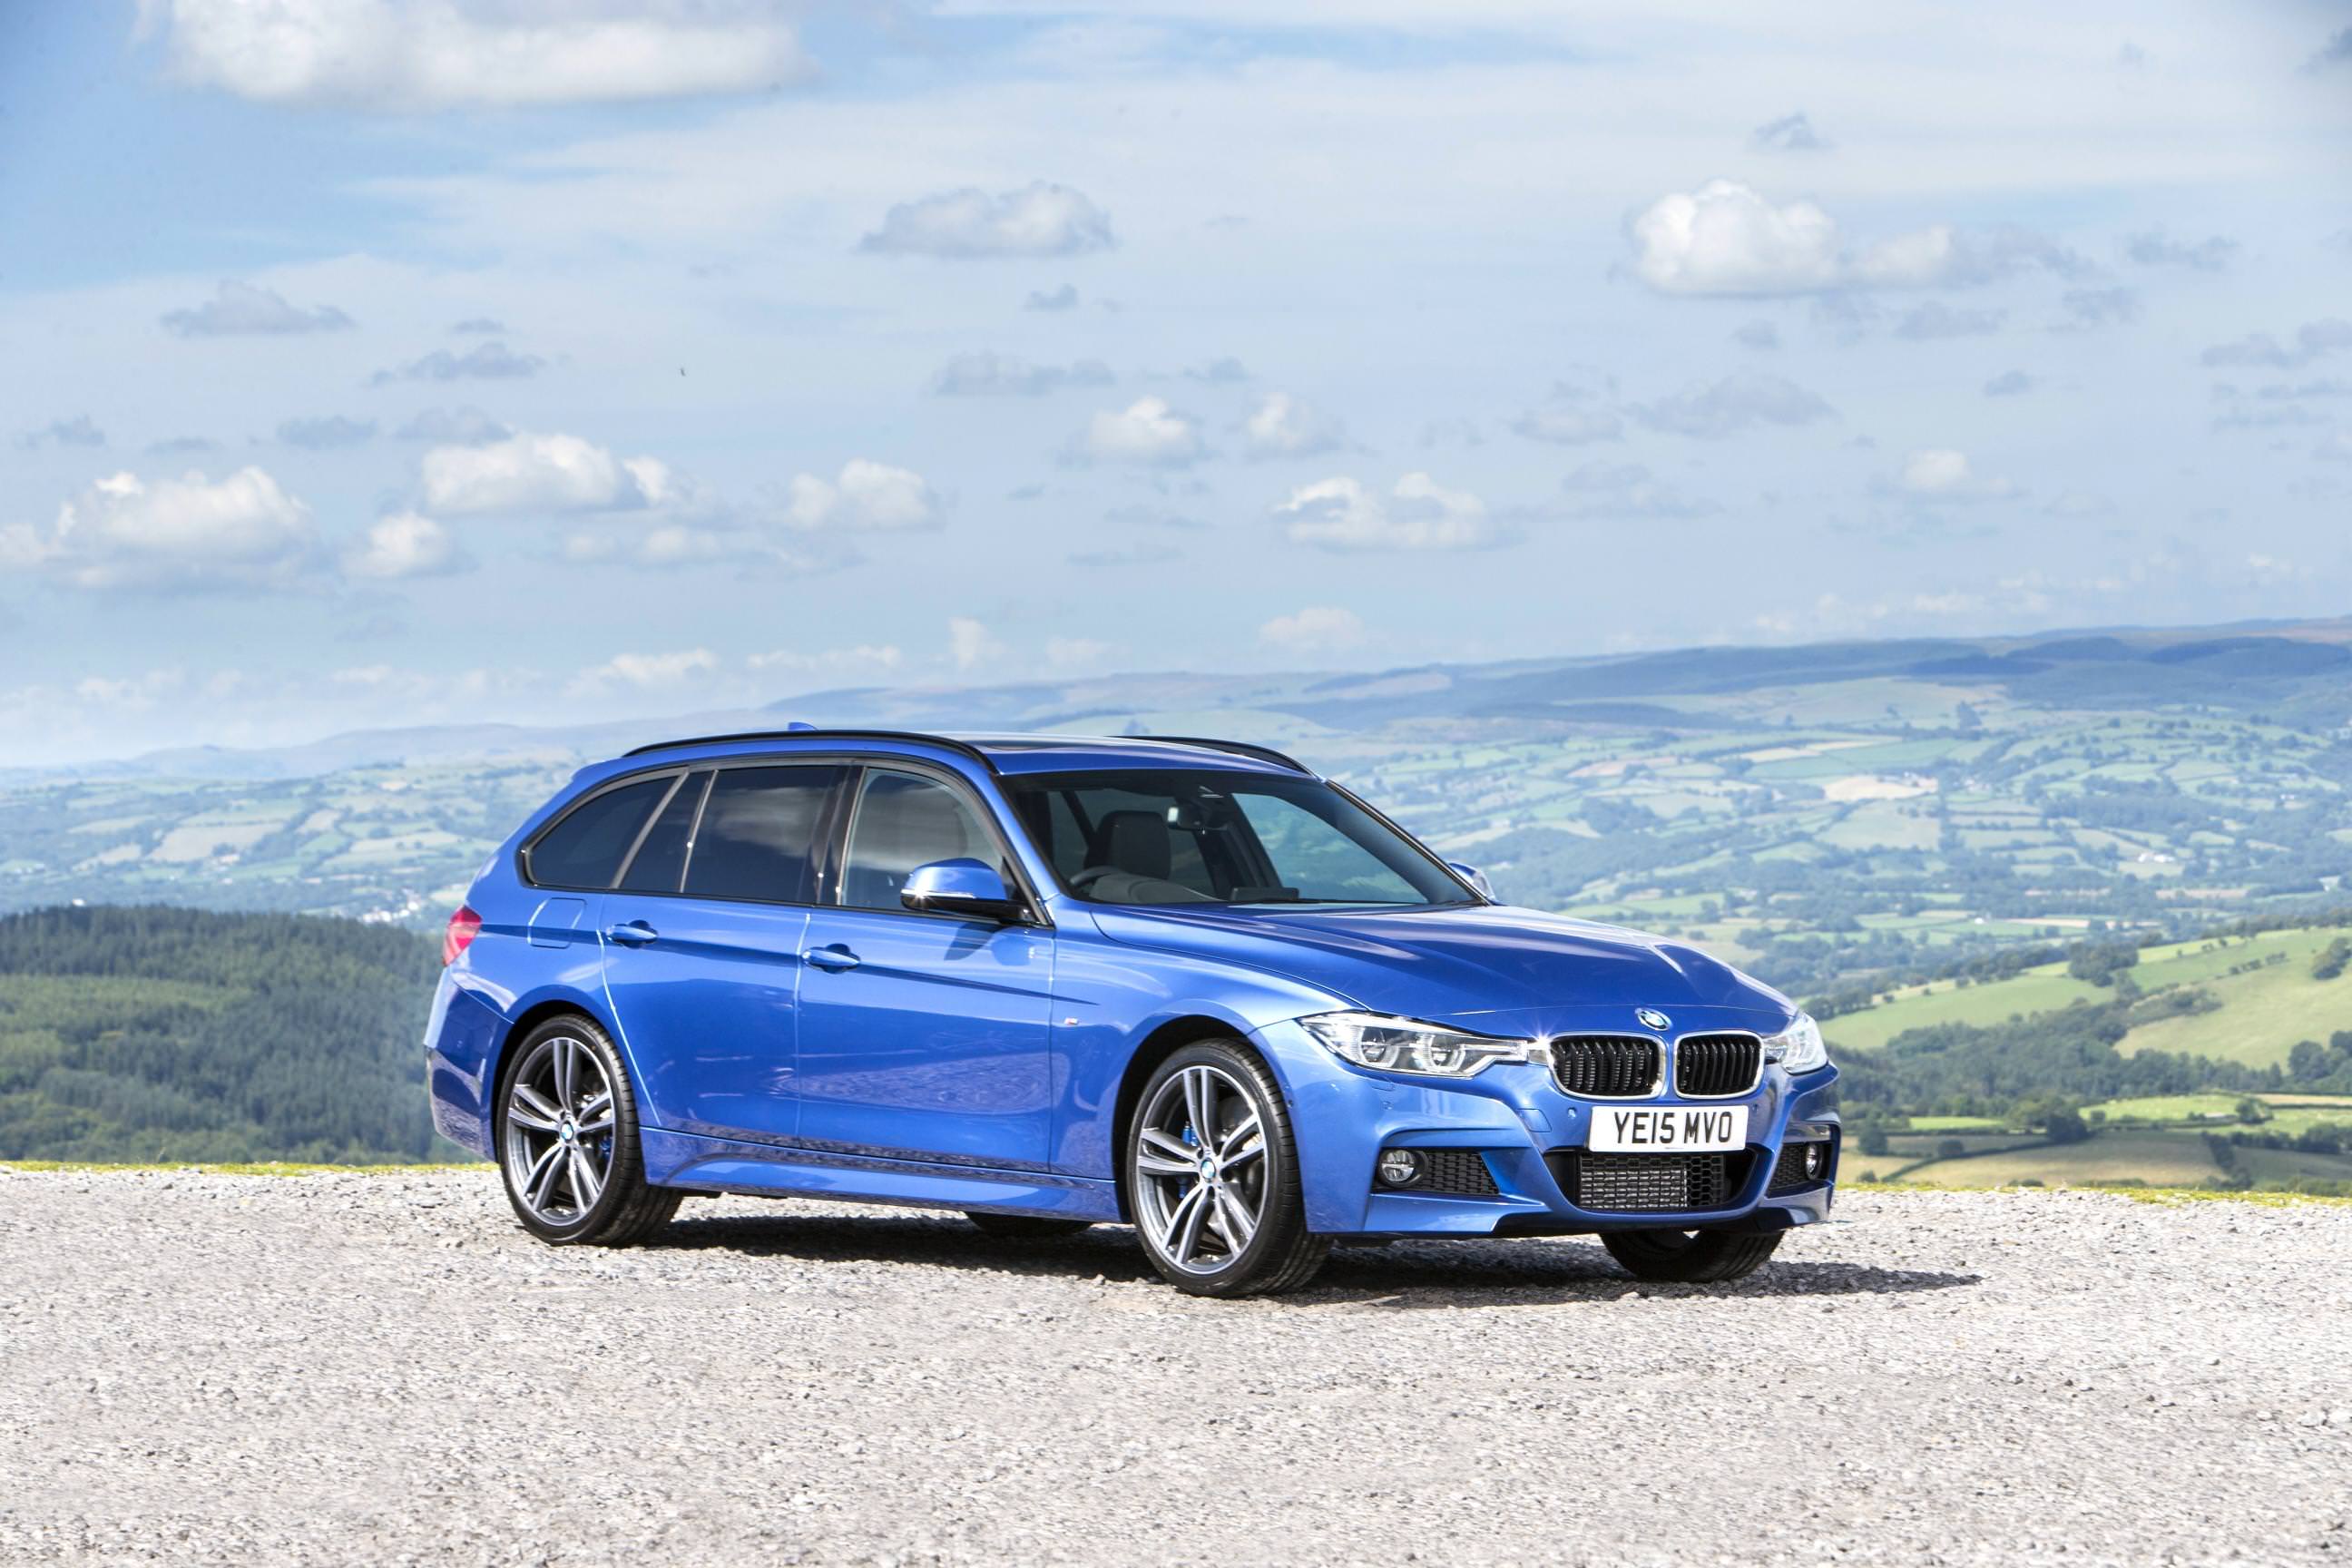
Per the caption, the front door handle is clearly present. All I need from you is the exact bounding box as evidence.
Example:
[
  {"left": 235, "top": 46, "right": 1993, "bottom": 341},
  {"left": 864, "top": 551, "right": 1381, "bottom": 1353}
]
[
  {"left": 604, "top": 921, "right": 659, "bottom": 947},
  {"left": 802, "top": 944, "right": 861, "bottom": 972}
]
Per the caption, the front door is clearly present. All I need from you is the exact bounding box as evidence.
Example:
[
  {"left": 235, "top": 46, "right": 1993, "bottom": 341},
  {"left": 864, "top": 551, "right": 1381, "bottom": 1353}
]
[
  {"left": 793, "top": 767, "right": 1055, "bottom": 1169},
  {"left": 599, "top": 763, "right": 843, "bottom": 1144}
]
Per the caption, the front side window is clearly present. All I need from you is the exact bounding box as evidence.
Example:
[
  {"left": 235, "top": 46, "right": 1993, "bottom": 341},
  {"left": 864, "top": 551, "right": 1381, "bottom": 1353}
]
[
  {"left": 1004, "top": 769, "right": 1469, "bottom": 908},
  {"left": 681, "top": 766, "right": 840, "bottom": 903},
  {"left": 838, "top": 769, "right": 1005, "bottom": 911},
  {"left": 526, "top": 775, "right": 673, "bottom": 889}
]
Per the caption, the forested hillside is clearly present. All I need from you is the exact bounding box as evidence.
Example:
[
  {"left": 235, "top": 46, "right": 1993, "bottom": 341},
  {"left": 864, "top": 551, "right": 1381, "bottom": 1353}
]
[{"left": 0, "top": 906, "right": 450, "bottom": 1163}]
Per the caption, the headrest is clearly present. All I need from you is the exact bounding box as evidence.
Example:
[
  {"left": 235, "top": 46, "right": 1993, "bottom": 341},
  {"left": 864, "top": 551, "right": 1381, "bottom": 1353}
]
[{"left": 1098, "top": 809, "right": 1173, "bottom": 881}]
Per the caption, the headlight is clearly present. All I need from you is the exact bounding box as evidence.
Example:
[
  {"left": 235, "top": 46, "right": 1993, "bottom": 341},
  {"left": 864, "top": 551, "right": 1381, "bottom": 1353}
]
[
  {"left": 1302, "top": 1011, "right": 1539, "bottom": 1078},
  {"left": 1763, "top": 1013, "right": 1829, "bottom": 1073}
]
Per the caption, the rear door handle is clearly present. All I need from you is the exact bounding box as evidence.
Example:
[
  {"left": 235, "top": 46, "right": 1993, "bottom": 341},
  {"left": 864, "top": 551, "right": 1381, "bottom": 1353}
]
[
  {"left": 802, "top": 945, "right": 861, "bottom": 972},
  {"left": 604, "top": 921, "right": 659, "bottom": 946}
]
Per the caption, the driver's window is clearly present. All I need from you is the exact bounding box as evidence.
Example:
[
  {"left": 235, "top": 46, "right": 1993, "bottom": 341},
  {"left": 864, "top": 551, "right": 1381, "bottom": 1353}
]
[{"left": 839, "top": 770, "right": 998, "bottom": 911}]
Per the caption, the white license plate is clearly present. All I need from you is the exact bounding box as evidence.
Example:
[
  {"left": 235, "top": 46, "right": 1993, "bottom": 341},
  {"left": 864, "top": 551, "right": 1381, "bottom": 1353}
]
[{"left": 1588, "top": 1104, "right": 1749, "bottom": 1153}]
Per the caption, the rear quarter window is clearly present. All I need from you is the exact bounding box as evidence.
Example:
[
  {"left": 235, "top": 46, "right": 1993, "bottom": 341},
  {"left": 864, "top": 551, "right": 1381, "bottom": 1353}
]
[{"left": 524, "top": 776, "right": 673, "bottom": 889}]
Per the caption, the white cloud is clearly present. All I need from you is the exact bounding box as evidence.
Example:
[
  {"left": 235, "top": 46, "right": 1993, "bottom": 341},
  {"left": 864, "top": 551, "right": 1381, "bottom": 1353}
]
[
  {"left": 1896, "top": 448, "right": 2020, "bottom": 501},
  {"left": 371, "top": 341, "right": 544, "bottom": 385},
  {"left": 1242, "top": 393, "right": 1346, "bottom": 459},
  {"left": 1750, "top": 112, "right": 1828, "bottom": 153},
  {"left": 948, "top": 617, "right": 1004, "bottom": 672},
  {"left": 1511, "top": 405, "right": 1622, "bottom": 446},
  {"left": 422, "top": 432, "right": 676, "bottom": 515},
  {"left": 569, "top": 648, "right": 720, "bottom": 698},
  {"left": 277, "top": 415, "right": 375, "bottom": 449},
  {"left": 2126, "top": 230, "right": 2239, "bottom": 272},
  {"left": 1629, "top": 181, "right": 2082, "bottom": 297},
  {"left": 1024, "top": 284, "right": 1080, "bottom": 312},
  {"left": 784, "top": 460, "right": 938, "bottom": 531},
  {"left": 1045, "top": 635, "right": 1118, "bottom": 670},
  {"left": 138, "top": 0, "right": 810, "bottom": 109},
  {"left": 16, "top": 416, "right": 107, "bottom": 451},
  {"left": 1629, "top": 181, "right": 1840, "bottom": 296},
  {"left": 931, "top": 352, "right": 1112, "bottom": 397},
  {"left": 2200, "top": 319, "right": 2352, "bottom": 370},
  {"left": 1078, "top": 397, "right": 1203, "bottom": 467},
  {"left": 1558, "top": 463, "right": 1717, "bottom": 520},
  {"left": 2, "top": 467, "right": 320, "bottom": 591},
  {"left": 859, "top": 181, "right": 1113, "bottom": 259},
  {"left": 344, "top": 512, "right": 466, "bottom": 580},
  {"left": 1630, "top": 371, "right": 1835, "bottom": 439},
  {"left": 2316, "top": 431, "right": 2352, "bottom": 464},
  {"left": 1277, "top": 473, "right": 1497, "bottom": 552},
  {"left": 160, "top": 279, "right": 351, "bottom": 336},
  {"left": 1259, "top": 605, "right": 1367, "bottom": 654},
  {"left": 1894, "top": 301, "right": 2005, "bottom": 340},
  {"left": 748, "top": 644, "right": 904, "bottom": 680}
]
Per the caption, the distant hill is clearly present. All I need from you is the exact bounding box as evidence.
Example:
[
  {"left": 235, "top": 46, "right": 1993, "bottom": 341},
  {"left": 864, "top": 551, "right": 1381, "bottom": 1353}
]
[
  {"left": 12, "top": 613, "right": 2351, "bottom": 785},
  {"left": 0, "top": 906, "right": 448, "bottom": 1164},
  {"left": 5, "top": 612, "right": 2352, "bottom": 1005}
]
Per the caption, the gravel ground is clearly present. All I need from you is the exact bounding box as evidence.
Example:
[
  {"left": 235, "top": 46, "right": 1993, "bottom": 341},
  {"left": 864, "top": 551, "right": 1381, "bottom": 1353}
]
[{"left": 3, "top": 1171, "right": 2348, "bottom": 1566}]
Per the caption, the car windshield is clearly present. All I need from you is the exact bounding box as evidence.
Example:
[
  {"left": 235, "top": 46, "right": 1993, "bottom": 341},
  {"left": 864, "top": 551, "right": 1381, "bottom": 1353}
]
[{"left": 1002, "top": 768, "right": 1473, "bottom": 907}]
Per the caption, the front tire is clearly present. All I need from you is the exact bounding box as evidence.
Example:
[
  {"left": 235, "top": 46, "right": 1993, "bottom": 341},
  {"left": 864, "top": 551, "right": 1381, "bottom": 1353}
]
[
  {"left": 1602, "top": 1227, "right": 1781, "bottom": 1283},
  {"left": 495, "top": 1015, "right": 679, "bottom": 1247},
  {"left": 1124, "top": 1041, "right": 1328, "bottom": 1298}
]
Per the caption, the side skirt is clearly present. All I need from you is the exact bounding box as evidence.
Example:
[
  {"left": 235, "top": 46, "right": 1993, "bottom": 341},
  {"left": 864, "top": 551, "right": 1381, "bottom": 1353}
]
[{"left": 641, "top": 1128, "right": 1123, "bottom": 1222}]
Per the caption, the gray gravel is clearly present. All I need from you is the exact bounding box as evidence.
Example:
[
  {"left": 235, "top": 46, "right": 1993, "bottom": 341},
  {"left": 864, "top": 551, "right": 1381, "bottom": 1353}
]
[{"left": 3, "top": 1171, "right": 2348, "bottom": 1566}]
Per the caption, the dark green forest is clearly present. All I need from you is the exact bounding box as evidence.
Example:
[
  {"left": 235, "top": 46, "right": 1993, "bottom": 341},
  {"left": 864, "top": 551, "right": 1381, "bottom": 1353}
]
[{"left": 0, "top": 905, "right": 455, "bottom": 1163}]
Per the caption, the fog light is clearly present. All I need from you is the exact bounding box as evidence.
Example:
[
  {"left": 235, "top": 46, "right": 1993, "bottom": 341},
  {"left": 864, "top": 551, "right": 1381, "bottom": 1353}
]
[
  {"left": 1802, "top": 1142, "right": 1826, "bottom": 1179},
  {"left": 1375, "top": 1149, "right": 1426, "bottom": 1188}
]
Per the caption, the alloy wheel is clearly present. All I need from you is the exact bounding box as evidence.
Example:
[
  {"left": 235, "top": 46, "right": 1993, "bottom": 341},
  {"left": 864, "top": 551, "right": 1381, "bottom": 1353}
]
[
  {"left": 1132, "top": 1063, "right": 1269, "bottom": 1274},
  {"left": 501, "top": 1034, "right": 615, "bottom": 1225}
]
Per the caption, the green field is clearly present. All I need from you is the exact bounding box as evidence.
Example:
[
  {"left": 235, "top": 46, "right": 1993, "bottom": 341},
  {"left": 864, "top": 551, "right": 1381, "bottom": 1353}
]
[
  {"left": 1887, "top": 1132, "right": 2229, "bottom": 1189},
  {"left": 1822, "top": 966, "right": 2103, "bottom": 1052},
  {"left": 1821, "top": 926, "right": 2352, "bottom": 1072}
]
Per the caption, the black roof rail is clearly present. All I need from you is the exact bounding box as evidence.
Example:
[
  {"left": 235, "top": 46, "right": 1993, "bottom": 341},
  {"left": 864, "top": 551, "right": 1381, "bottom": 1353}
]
[
  {"left": 1132, "top": 735, "right": 1312, "bottom": 774},
  {"left": 621, "top": 729, "right": 1002, "bottom": 773}
]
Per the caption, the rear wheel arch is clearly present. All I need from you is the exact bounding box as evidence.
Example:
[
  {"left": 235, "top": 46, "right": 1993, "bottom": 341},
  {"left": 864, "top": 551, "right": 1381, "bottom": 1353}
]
[{"left": 493, "top": 995, "right": 628, "bottom": 1109}]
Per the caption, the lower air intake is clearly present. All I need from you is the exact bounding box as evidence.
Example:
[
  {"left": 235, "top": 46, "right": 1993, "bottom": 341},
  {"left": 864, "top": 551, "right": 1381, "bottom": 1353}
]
[{"left": 1546, "top": 1152, "right": 1749, "bottom": 1212}]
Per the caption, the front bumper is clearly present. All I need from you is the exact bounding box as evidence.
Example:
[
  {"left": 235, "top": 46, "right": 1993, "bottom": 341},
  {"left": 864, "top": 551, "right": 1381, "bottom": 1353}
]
[{"left": 1250, "top": 1017, "right": 1840, "bottom": 1237}]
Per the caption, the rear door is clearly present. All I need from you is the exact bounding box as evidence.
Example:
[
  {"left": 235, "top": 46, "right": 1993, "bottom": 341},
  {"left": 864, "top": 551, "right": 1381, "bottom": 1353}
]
[
  {"left": 597, "top": 762, "right": 845, "bottom": 1145},
  {"left": 792, "top": 765, "right": 1056, "bottom": 1169}
]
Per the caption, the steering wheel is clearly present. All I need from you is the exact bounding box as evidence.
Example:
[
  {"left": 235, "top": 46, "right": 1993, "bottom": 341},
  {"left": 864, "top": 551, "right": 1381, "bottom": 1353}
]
[{"left": 1069, "top": 866, "right": 1121, "bottom": 890}]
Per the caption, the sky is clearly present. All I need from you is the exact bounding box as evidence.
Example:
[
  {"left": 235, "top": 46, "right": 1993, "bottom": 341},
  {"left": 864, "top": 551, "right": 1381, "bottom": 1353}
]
[{"left": 2, "top": 0, "right": 2349, "bottom": 765}]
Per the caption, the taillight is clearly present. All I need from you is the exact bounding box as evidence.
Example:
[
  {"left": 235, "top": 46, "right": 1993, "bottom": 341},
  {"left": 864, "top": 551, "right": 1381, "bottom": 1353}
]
[{"left": 442, "top": 904, "right": 482, "bottom": 965}]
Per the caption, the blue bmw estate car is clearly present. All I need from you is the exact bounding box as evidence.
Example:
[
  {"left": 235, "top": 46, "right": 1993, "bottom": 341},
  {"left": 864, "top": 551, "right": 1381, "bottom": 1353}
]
[{"left": 426, "top": 729, "right": 1838, "bottom": 1296}]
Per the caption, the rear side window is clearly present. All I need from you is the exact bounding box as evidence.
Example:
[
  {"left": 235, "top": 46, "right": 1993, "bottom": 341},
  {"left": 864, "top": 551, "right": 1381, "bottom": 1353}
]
[
  {"left": 682, "top": 766, "right": 840, "bottom": 903},
  {"left": 526, "top": 776, "right": 673, "bottom": 889},
  {"left": 618, "top": 771, "right": 710, "bottom": 893}
]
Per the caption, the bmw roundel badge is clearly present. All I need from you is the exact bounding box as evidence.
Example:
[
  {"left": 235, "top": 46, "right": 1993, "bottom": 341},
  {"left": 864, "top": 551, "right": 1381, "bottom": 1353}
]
[{"left": 1636, "top": 1007, "right": 1671, "bottom": 1032}]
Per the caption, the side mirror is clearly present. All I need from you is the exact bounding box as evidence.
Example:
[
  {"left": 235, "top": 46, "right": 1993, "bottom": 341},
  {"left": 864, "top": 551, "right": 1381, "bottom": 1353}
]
[
  {"left": 1445, "top": 861, "right": 1495, "bottom": 900},
  {"left": 901, "top": 858, "right": 1026, "bottom": 923}
]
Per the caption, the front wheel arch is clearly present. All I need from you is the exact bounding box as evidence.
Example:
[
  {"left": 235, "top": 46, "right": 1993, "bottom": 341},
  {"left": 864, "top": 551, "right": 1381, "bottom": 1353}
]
[{"left": 1110, "top": 1014, "right": 1279, "bottom": 1221}]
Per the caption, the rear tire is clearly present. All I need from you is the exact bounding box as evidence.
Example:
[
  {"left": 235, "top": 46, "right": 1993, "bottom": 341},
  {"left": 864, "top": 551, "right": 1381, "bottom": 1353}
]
[
  {"left": 495, "top": 1014, "right": 679, "bottom": 1247},
  {"left": 964, "top": 1212, "right": 1093, "bottom": 1239},
  {"left": 1124, "top": 1040, "right": 1329, "bottom": 1298},
  {"left": 1602, "top": 1227, "right": 1781, "bottom": 1283}
]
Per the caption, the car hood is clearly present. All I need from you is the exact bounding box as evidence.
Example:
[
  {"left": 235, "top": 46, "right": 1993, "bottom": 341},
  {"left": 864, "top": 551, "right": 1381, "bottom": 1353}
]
[{"left": 1084, "top": 901, "right": 1796, "bottom": 1034}]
